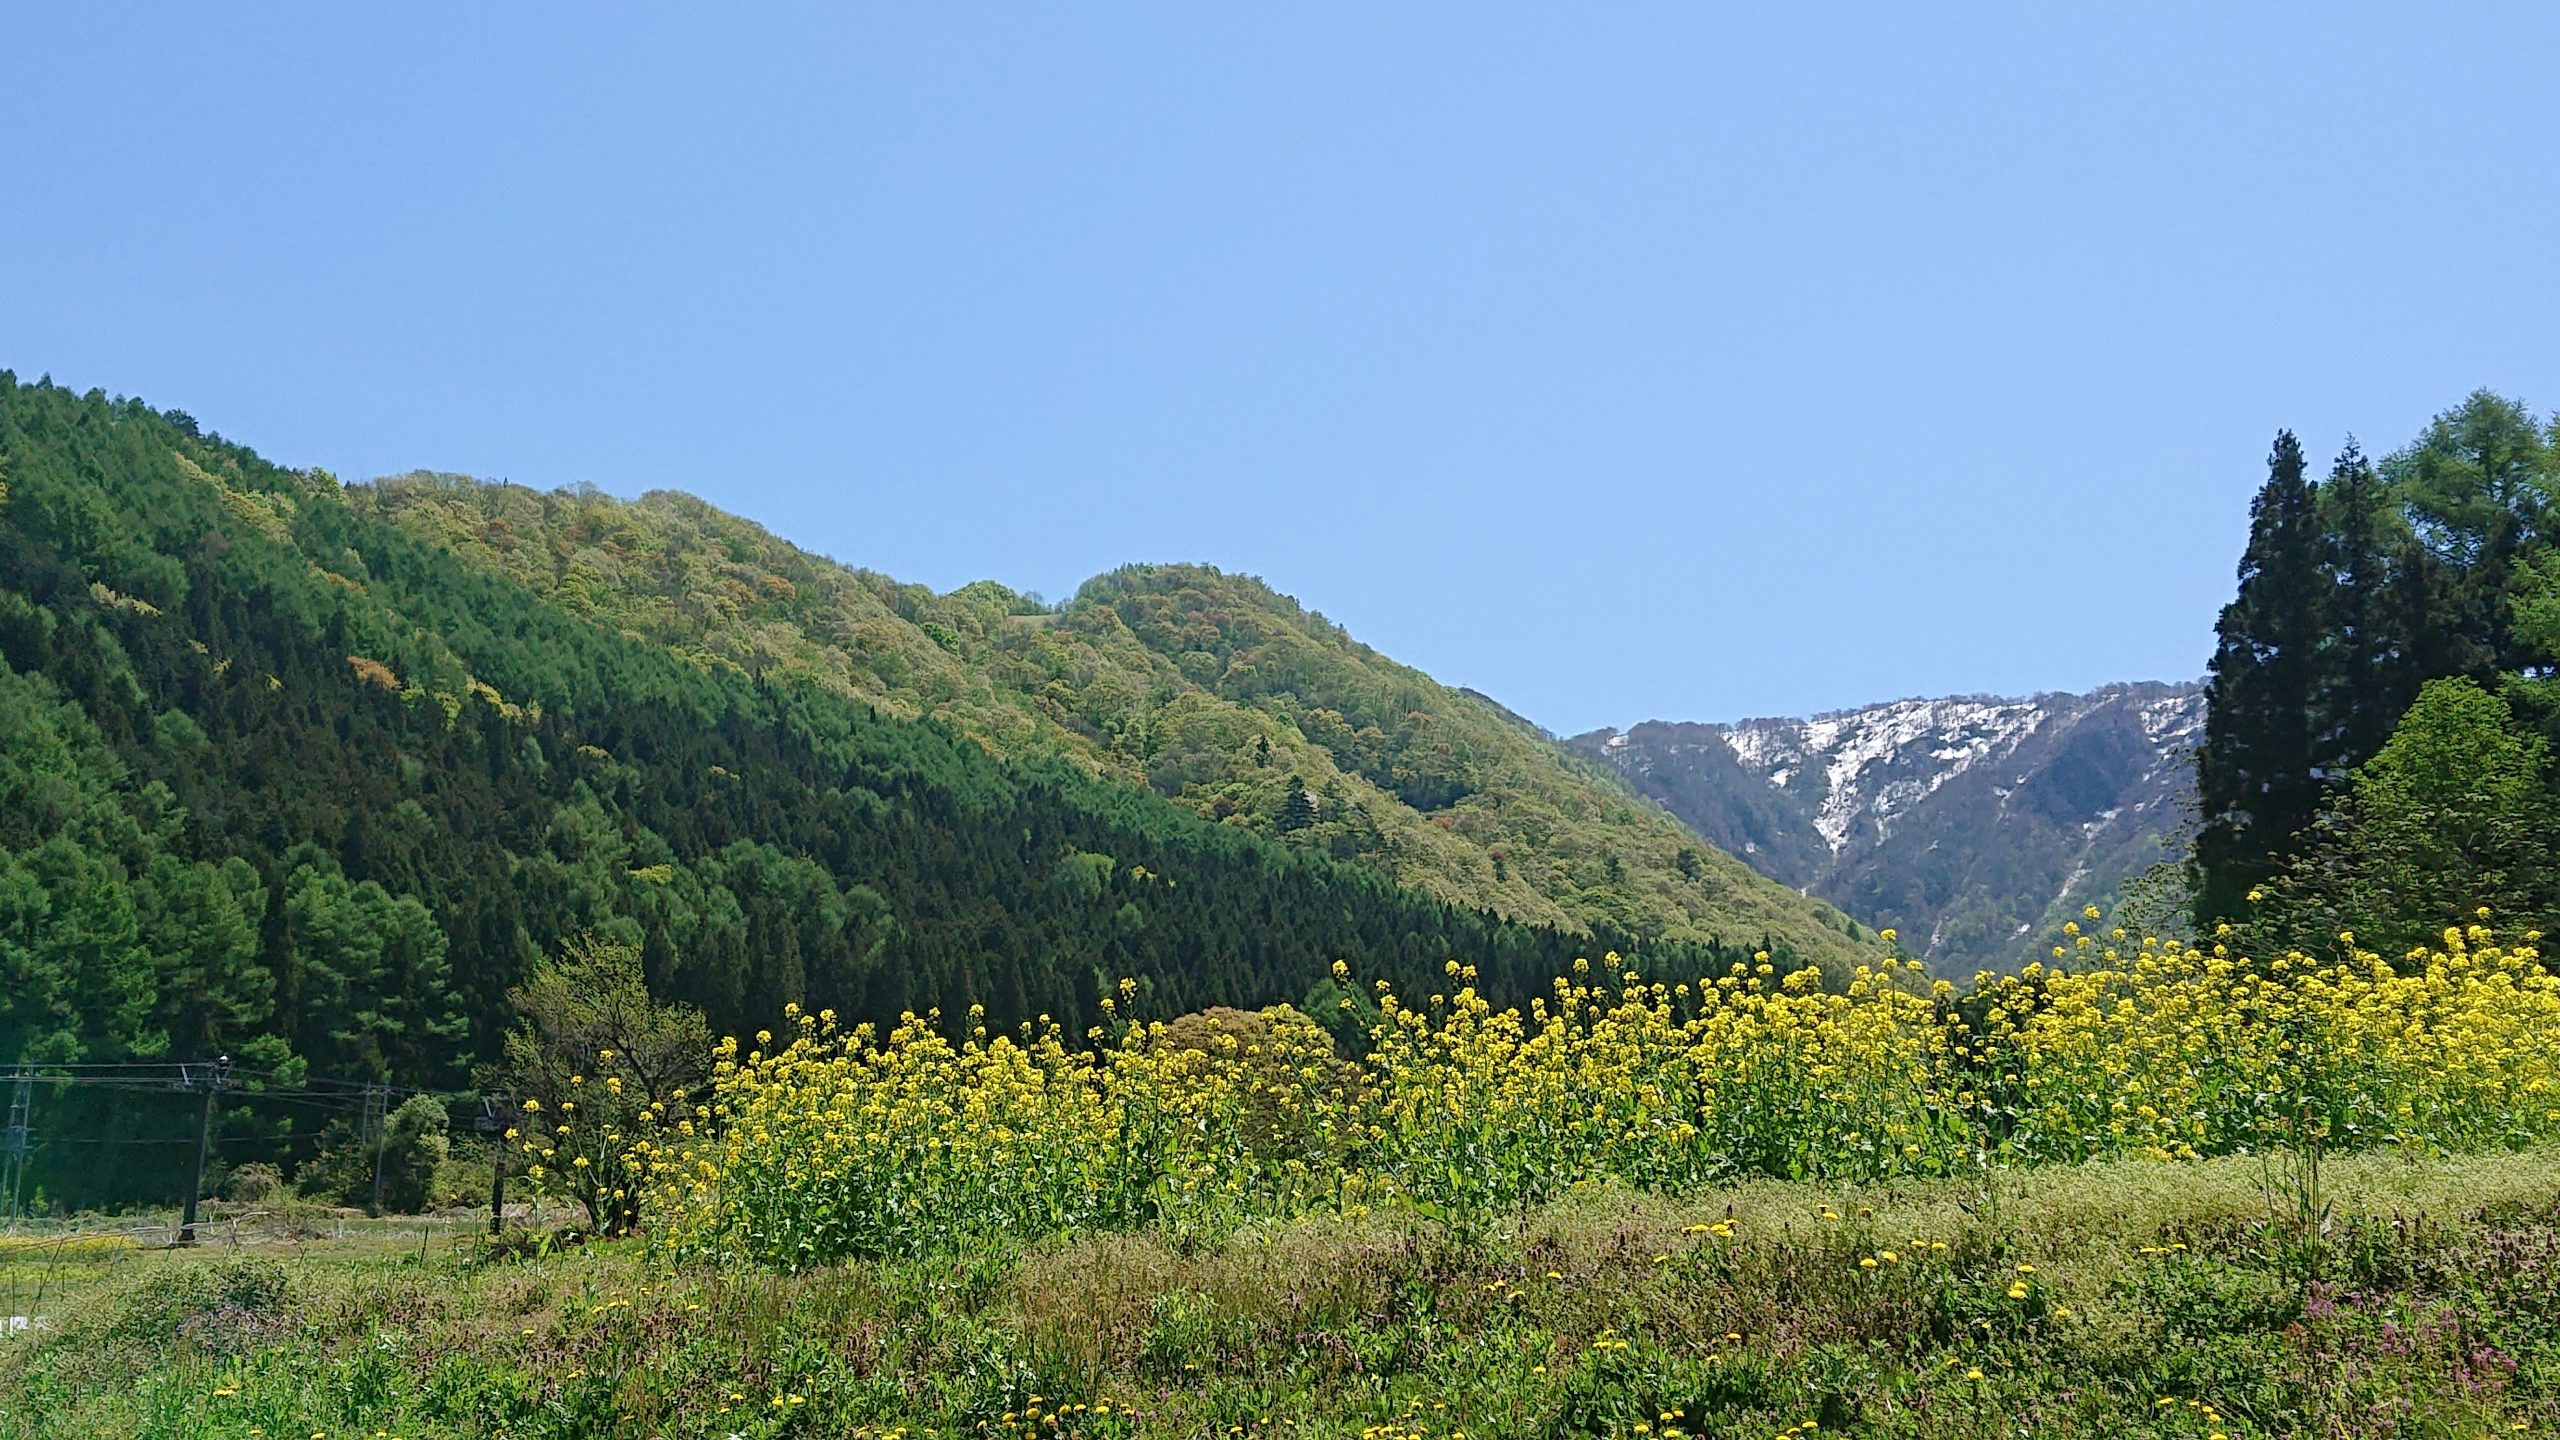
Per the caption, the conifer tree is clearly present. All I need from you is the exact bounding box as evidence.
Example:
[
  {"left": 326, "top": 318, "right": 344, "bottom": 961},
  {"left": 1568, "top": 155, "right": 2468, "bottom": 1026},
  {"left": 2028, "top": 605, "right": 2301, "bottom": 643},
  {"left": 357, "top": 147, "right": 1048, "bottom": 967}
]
[
  {"left": 2193, "top": 432, "right": 2328, "bottom": 926},
  {"left": 2314, "top": 443, "right": 2420, "bottom": 777},
  {"left": 1279, "top": 775, "right": 1316, "bottom": 832}
]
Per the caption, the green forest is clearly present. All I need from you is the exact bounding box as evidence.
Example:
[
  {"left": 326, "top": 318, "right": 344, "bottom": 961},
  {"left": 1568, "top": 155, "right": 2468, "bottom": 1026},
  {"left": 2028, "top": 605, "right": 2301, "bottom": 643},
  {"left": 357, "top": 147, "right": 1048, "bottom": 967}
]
[
  {"left": 0, "top": 376, "right": 1849, "bottom": 1208},
  {"left": 351, "top": 474, "right": 1855, "bottom": 952},
  {"left": 2190, "top": 390, "right": 2560, "bottom": 954}
]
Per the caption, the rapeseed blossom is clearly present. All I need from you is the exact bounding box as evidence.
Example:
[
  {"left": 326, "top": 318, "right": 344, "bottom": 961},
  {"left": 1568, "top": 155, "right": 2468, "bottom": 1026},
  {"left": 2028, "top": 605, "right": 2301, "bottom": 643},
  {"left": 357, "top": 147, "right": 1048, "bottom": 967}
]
[{"left": 514, "top": 922, "right": 2560, "bottom": 1267}]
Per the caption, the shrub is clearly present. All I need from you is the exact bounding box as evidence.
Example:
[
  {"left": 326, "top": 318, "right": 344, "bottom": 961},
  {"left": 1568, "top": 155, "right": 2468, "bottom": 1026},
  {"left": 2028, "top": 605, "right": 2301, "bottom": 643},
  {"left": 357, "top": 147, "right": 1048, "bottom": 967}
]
[
  {"left": 376, "top": 1095, "right": 449, "bottom": 1214},
  {"left": 295, "top": 1096, "right": 449, "bottom": 1213},
  {"left": 112, "top": 1257, "right": 294, "bottom": 1354},
  {"left": 501, "top": 936, "right": 709, "bottom": 1235},
  {"left": 222, "top": 1163, "right": 282, "bottom": 1204}
]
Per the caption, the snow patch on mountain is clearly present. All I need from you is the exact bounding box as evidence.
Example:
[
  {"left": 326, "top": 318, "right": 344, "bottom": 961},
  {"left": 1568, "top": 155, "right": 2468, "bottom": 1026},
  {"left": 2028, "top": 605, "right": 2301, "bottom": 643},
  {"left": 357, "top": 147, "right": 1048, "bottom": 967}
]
[
  {"left": 1717, "top": 724, "right": 1800, "bottom": 775},
  {"left": 1720, "top": 697, "right": 2051, "bottom": 853},
  {"left": 2142, "top": 690, "right": 2205, "bottom": 737},
  {"left": 1574, "top": 681, "right": 2204, "bottom": 971}
]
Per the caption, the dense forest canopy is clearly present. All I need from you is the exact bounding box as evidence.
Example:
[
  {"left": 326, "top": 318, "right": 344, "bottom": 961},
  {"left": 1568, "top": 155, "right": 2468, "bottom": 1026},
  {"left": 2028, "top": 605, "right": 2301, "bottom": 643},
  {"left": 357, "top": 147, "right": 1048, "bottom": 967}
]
[
  {"left": 0, "top": 375, "right": 1848, "bottom": 1207},
  {"left": 350, "top": 475, "right": 1863, "bottom": 957}
]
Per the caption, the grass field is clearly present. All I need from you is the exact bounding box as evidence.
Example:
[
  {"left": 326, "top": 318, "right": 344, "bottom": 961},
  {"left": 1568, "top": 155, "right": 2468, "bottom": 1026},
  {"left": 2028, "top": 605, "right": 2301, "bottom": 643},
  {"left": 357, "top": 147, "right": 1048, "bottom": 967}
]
[{"left": 6, "top": 1146, "right": 2554, "bottom": 1439}]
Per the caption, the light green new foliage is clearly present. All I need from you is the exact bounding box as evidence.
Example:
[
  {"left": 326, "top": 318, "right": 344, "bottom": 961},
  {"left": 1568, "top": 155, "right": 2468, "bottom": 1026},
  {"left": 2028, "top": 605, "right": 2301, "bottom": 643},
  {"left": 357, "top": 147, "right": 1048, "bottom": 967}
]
[
  {"left": 2255, "top": 676, "right": 2557, "bottom": 957},
  {"left": 351, "top": 475, "right": 1869, "bottom": 971}
]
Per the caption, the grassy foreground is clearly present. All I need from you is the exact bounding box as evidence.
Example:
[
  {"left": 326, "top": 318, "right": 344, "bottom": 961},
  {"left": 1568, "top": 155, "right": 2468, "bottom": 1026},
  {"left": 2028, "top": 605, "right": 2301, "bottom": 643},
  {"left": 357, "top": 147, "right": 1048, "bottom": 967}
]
[{"left": 6, "top": 1148, "right": 2555, "bottom": 1439}]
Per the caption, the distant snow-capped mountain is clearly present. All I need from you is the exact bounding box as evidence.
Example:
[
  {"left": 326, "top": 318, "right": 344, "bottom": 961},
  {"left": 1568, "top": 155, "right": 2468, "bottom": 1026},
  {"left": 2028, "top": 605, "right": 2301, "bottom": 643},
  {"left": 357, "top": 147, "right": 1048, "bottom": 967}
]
[{"left": 1571, "top": 683, "right": 2202, "bottom": 968}]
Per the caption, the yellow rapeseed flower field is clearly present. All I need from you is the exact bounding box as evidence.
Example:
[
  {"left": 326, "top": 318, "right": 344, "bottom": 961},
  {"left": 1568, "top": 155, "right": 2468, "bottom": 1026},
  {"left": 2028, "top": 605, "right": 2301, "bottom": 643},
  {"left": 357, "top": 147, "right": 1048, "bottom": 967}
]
[{"left": 526, "top": 919, "right": 2560, "bottom": 1267}]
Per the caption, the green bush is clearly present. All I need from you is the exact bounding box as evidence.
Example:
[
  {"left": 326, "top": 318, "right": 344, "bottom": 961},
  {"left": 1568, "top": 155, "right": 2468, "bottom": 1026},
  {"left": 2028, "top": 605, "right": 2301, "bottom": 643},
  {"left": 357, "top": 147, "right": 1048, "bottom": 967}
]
[
  {"left": 294, "top": 1096, "right": 449, "bottom": 1213},
  {"left": 110, "top": 1257, "right": 293, "bottom": 1354},
  {"left": 221, "top": 1162, "right": 282, "bottom": 1204},
  {"left": 377, "top": 1096, "right": 449, "bottom": 1214}
]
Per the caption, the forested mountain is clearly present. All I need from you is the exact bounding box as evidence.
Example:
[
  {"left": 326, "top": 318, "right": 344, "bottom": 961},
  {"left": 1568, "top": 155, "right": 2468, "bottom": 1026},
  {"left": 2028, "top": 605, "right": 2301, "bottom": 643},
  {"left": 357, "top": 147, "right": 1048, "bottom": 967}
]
[
  {"left": 0, "top": 374, "right": 1860, "bottom": 1205},
  {"left": 1572, "top": 684, "right": 2201, "bottom": 968},
  {"left": 2193, "top": 391, "right": 2560, "bottom": 956},
  {"left": 352, "top": 475, "right": 1864, "bottom": 957}
]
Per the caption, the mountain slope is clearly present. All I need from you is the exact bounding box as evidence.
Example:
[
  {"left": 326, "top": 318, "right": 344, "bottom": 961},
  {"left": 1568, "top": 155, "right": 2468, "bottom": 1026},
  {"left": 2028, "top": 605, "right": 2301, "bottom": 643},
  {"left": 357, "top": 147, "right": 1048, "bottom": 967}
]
[
  {"left": 353, "top": 476, "right": 1869, "bottom": 969},
  {"left": 0, "top": 375, "right": 1801, "bottom": 1205},
  {"left": 1574, "top": 684, "right": 2201, "bottom": 967}
]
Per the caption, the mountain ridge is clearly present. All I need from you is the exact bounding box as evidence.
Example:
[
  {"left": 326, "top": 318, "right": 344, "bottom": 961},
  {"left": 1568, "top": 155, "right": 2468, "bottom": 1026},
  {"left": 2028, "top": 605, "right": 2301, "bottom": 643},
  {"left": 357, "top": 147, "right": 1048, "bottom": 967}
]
[
  {"left": 352, "top": 473, "right": 1871, "bottom": 969},
  {"left": 1573, "top": 681, "right": 2201, "bottom": 967}
]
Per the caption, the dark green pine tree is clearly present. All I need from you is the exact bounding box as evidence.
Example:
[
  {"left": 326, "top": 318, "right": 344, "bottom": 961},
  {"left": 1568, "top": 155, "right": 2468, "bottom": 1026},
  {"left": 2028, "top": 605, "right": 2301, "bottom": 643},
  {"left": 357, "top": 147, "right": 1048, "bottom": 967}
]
[
  {"left": 1278, "top": 775, "right": 1317, "bottom": 832},
  {"left": 2193, "top": 431, "right": 2329, "bottom": 927}
]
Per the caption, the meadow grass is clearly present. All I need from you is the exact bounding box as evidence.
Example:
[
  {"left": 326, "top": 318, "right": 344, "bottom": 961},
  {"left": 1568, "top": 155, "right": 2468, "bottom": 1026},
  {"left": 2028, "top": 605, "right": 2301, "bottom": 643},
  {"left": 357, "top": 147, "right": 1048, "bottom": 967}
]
[{"left": 7, "top": 1145, "right": 2554, "bottom": 1439}]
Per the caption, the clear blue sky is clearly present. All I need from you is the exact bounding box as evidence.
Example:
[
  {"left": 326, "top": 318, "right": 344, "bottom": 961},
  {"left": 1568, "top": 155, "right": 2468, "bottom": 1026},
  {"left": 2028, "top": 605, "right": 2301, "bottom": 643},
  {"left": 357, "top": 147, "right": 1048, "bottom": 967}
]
[{"left": 6, "top": 7, "right": 2555, "bottom": 733}]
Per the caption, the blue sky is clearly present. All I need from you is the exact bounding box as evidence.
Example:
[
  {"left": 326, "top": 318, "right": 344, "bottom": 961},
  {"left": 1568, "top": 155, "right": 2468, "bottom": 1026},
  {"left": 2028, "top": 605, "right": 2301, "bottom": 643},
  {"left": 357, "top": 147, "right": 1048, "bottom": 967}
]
[{"left": 6, "top": 7, "right": 2555, "bottom": 733}]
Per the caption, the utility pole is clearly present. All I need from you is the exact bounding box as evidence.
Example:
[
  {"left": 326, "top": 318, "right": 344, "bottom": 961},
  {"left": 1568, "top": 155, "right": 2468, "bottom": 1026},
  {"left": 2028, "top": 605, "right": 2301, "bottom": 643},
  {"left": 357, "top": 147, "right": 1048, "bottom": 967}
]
[
  {"left": 1, "top": 1067, "right": 30, "bottom": 1227},
  {"left": 477, "top": 1098, "right": 506, "bottom": 1236},
  {"left": 178, "top": 1056, "right": 231, "bottom": 1245},
  {"left": 363, "top": 1084, "right": 388, "bottom": 1218}
]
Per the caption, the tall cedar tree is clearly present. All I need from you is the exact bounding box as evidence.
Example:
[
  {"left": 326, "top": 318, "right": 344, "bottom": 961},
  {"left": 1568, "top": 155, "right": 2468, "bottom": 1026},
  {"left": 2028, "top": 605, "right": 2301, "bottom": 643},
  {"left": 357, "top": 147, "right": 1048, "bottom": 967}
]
[
  {"left": 2313, "top": 444, "right": 2422, "bottom": 775},
  {"left": 2194, "top": 394, "right": 2556, "bottom": 933},
  {"left": 2193, "top": 432, "right": 2327, "bottom": 926}
]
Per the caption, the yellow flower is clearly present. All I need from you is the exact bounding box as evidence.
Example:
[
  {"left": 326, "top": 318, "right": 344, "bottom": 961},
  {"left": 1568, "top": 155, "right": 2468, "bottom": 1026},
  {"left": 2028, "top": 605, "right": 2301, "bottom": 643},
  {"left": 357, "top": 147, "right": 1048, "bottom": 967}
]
[{"left": 631, "top": 911, "right": 2560, "bottom": 1272}]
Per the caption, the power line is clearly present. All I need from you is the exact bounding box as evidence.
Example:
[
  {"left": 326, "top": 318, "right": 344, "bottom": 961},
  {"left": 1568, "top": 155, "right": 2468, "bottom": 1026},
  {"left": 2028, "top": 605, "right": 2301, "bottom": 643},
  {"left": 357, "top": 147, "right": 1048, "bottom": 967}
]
[
  {"left": 0, "top": 1065, "right": 487, "bottom": 1106},
  {"left": 2, "top": 1058, "right": 524, "bottom": 1233}
]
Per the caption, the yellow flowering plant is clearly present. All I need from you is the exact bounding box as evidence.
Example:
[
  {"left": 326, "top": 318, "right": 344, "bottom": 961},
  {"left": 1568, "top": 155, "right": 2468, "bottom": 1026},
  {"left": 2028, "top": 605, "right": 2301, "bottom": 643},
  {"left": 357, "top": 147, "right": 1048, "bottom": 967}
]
[
  {"left": 501, "top": 937, "right": 711, "bottom": 1235},
  {"left": 628, "top": 921, "right": 2559, "bottom": 1267}
]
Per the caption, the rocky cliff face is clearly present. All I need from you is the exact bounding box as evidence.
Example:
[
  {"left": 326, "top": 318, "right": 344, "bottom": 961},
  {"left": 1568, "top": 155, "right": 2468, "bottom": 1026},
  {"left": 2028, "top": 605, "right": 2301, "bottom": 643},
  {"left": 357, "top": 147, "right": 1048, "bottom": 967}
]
[{"left": 1573, "top": 683, "right": 2201, "bottom": 968}]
